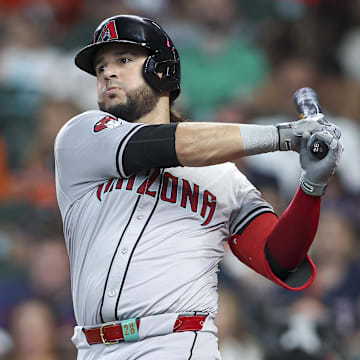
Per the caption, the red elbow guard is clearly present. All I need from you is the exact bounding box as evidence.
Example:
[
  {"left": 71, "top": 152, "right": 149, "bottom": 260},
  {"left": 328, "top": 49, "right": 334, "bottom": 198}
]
[{"left": 229, "top": 213, "right": 316, "bottom": 291}]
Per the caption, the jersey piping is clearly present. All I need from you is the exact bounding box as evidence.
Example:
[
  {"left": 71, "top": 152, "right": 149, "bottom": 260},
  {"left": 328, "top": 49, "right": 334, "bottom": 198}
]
[
  {"left": 114, "top": 169, "right": 165, "bottom": 319},
  {"left": 187, "top": 331, "right": 198, "bottom": 360},
  {"left": 116, "top": 124, "right": 144, "bottom": 178},
  {"left": 232, "top": 205, "right": 276, "bottom": 236},
  {"left": 99, "top": 195, "right": 142, "bottom": 323}
]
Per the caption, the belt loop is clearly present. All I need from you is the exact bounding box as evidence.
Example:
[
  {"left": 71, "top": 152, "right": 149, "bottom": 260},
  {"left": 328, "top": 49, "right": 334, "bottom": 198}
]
[{"left": 120, "top": 318, "right": 139, "bottom": 342}]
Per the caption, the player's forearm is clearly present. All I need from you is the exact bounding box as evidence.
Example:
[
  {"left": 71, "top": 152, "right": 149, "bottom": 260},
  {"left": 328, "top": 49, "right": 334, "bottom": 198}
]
[
  {"left": 175, "top": 122, "right": 279, "bottom": 166},
  {"left": 266, "top": 187, "right": 321, "bottom": 270}
]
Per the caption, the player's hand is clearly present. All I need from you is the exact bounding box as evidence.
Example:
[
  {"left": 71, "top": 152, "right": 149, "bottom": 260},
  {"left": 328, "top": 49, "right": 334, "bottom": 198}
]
[
  {"left": 299, "top": 129, "right": 343, "bottom": 196},
  {"left": 276, "top": 115, "right": 341, "bottom": 152}
]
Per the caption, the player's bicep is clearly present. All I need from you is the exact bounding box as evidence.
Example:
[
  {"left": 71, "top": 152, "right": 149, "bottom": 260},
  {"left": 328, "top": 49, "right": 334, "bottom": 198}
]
[
  {"left": 229, "top": 185, "right": 276, "bottom": 237},
  {"left": 122, "top": 123, "right": 180, "bottom": 176}
]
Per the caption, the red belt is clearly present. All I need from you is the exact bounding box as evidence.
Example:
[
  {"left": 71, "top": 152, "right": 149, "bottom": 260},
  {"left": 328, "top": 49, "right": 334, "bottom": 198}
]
[{"left": 83, "top": 314, "right": 207, "bottom": 345}]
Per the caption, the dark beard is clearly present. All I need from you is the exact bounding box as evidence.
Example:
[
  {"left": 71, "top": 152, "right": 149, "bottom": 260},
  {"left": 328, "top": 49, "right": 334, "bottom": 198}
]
[{"left": 98, "top": 83, "right": 160, "bottom": 122}]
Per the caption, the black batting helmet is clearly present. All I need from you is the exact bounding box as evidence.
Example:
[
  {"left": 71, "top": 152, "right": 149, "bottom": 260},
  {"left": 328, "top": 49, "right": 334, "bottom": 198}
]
[{"left": 75, "top": 15, "right": 181, "bottom": 101}]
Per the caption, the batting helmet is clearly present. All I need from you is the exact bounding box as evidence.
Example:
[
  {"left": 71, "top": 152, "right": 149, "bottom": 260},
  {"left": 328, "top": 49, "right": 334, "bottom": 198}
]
[{"left": 75, "top": 15, "right": 181, "bottom": 101}]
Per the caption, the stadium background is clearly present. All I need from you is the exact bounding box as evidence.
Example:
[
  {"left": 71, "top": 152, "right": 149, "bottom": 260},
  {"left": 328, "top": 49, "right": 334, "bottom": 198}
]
[{"left": 0, "top": 0, "right": 360, "bottom": 359}]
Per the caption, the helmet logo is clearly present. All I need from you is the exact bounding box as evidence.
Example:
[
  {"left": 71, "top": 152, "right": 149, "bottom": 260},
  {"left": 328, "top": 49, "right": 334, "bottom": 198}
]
[{"left": 95, "top": 20, "right": 118, "bottom": 43}]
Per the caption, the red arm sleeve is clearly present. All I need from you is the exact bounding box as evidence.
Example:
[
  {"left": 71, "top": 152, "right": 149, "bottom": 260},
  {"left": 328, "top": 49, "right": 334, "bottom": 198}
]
[
  {"left": 229, "top": 187, "right": 319, "bottom": 291},
  {"left": 266, "top": 187, "right": 320, "bottom": 269}
]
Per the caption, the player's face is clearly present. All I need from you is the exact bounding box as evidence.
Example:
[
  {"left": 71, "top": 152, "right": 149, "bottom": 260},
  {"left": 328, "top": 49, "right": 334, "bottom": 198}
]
[{"left": 95, "top": 44, "right": 160, "bottom": 122}]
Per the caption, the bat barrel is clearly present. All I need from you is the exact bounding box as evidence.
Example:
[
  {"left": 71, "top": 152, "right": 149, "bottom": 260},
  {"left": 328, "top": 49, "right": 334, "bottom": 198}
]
[{"left": 293, "top": 87, "right": 322, "bottom": 118}]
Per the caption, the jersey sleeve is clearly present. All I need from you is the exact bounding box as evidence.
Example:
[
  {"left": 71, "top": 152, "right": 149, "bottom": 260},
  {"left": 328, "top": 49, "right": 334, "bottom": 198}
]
[
  {"left": 54, "top": 110, "right": 146, "bottom": 203},
  {"left": 228, "top": 165, "right": 276, "bottom": 236}
]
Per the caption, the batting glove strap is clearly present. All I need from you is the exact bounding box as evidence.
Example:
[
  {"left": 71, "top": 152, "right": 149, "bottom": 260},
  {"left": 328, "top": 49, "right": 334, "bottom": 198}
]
[
  {"left": 276, "top": 116, "right": 330, "bottom": 152},
  {"left": 299, "top": 173, "right": 327, "bottom": 197},
  {"left": 276, "top": 123, "right": 293, "bottom": 151}
]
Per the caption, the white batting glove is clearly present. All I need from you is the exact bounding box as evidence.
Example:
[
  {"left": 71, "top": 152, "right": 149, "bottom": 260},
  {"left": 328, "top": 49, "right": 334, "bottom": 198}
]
[
  {"left": 299, "top": 129, "right": 343, "bottom": 196},
  {"left": 276, "top": 115, "right": 341, "bottom": 153}
]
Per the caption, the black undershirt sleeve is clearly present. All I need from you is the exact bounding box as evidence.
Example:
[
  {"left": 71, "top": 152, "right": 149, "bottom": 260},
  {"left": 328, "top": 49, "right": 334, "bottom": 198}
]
[{"left": 122, "top": 123, "right": 181, "bottom": 176}]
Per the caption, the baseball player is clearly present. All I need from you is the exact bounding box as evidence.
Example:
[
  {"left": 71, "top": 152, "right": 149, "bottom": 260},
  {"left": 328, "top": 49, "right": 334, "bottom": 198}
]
[{"left": 54, "top": 15, "right": 343, "bottom": 360}]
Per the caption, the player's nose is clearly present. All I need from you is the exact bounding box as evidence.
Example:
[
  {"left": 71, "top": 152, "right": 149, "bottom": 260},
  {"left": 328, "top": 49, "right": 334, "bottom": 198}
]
[{"left": 103, "top": 63, "right": 119, "bottom": 79}]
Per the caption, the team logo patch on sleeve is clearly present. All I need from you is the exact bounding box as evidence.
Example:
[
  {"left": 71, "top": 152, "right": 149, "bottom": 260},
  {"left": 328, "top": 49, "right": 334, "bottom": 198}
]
[{"left": 93, "top": 115, "right": 123, "bottom": 133}]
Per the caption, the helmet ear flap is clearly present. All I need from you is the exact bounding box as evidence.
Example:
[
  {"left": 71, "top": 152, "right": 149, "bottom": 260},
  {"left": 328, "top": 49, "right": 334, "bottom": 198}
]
[
  {"left": 143, "top": 54, "right": 167, "bottom": 92},
  {"left": 143, "top": 52, "right": 180, "bottom": 93},
  {"left": 143, "top": 55, "right": 156, "bottom": 83}
]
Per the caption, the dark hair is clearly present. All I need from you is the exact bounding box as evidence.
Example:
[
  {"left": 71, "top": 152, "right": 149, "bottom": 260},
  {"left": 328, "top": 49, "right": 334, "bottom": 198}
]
[{"left": 170, "top": 108, "right": 186, "bottom": 123}]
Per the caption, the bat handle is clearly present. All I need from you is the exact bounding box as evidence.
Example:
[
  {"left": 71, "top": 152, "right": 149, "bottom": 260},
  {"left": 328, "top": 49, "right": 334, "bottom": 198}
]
[
  {"left": 308, "top": 137, "right": 328, "bottom": 160},
  {"left": 299, "top": 114, "right": 329, "bottom": 160}
]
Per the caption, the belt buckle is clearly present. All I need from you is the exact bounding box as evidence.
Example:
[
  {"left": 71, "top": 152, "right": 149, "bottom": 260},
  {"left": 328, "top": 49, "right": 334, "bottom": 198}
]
[{"left": 100, "top": 322, "right": 120, "bottom": 345}]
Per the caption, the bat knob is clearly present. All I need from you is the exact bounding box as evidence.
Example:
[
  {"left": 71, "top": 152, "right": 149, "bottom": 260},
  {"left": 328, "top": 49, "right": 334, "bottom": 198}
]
[{"left": 310, "top": 139, "right": 328, "bottom": 160}]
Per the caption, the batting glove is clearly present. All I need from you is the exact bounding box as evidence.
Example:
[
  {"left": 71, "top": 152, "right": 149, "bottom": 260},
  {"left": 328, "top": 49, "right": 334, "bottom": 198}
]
[
  {"left": 299, "top": 129, "right": 343, "bottom": 196},
  {"left": 276, "top": 115, "right": 341, "bottom": 153}
]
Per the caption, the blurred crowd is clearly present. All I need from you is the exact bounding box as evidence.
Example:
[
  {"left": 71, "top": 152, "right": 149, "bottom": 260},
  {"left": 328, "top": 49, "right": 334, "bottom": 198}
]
[{"left": 0, "top": 0, "right": 360, "bottom": 359}]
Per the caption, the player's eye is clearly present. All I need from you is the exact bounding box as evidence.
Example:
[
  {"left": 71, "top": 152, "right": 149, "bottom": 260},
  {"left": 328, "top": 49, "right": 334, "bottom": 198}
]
[
  {"left": 96, "top": 65, "right": 105, "bottom": 75},
  {"left": 119, "top": 57, "right": 132, "bottom": 64}
]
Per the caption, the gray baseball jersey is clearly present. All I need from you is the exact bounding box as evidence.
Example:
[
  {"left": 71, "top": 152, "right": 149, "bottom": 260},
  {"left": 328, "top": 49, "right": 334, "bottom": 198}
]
[{"left": 54, "top": 110, "right": 273, "bottom": 328}]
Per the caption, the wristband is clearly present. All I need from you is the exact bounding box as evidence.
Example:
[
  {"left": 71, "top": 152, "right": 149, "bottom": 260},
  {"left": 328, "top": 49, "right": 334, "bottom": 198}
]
[{"left": 239, "top": 124, "right": 279, "bottom": 156}]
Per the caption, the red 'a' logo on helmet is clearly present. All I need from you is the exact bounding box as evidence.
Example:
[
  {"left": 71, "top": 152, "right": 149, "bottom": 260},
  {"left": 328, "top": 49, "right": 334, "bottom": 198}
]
[{"left": 95, "top": 20, "right": 118, "bottom": 43}]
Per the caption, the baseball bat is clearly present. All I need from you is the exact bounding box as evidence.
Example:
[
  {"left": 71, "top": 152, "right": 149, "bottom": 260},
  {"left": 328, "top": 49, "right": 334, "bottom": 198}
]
[{"left": 293, "top": 87, "right": 329, "bottom": 160}]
